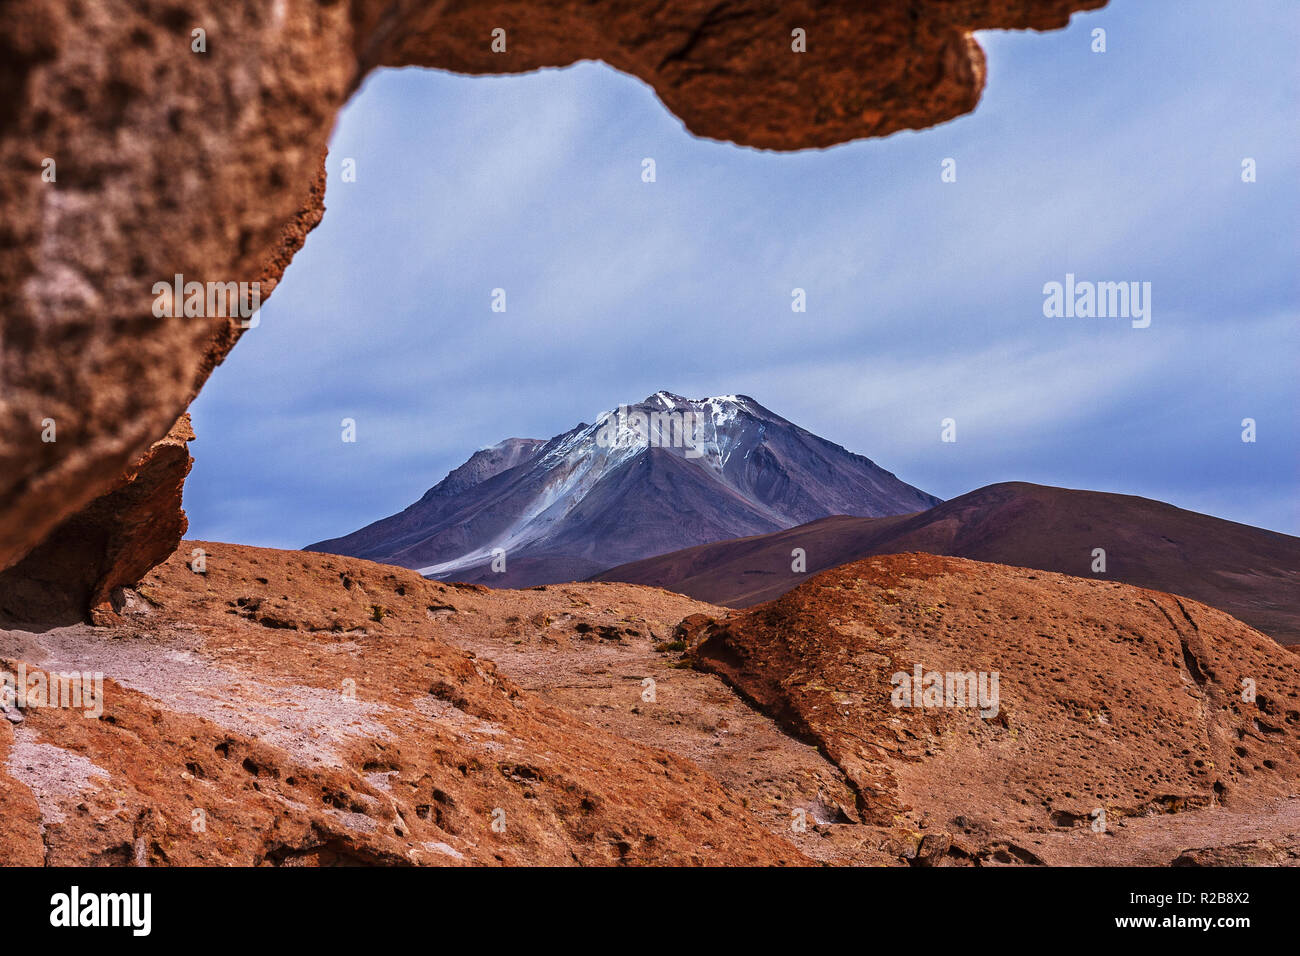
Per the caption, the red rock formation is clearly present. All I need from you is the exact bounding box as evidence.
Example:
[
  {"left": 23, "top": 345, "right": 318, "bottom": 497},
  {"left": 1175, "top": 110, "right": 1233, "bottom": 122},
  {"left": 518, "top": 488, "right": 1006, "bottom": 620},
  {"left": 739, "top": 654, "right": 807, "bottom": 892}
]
[
  {"left": 0, "top": 0, "right": 1105, "bottom": 580},
  {"left": 0, "top": 414, "right": 194, "bottom": 625},
  {"left": 686, "top": 553, "right": 1300, "bottom": 854},
  {"left": 4, "top": 542, "right": 1294, "bottom": 866},
  {"left": 0, "top": 542, "right": 803, "bottom": 865}
]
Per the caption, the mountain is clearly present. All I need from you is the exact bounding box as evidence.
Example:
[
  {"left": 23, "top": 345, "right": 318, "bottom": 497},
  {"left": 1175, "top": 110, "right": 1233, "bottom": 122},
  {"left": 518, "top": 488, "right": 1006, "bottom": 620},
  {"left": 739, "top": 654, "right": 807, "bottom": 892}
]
[
  {"left": 306, "top": 392, "right": 939, "bottom": 586},
  {"left": 594, "top": 481, "right": 1300, "bottom": 644}
]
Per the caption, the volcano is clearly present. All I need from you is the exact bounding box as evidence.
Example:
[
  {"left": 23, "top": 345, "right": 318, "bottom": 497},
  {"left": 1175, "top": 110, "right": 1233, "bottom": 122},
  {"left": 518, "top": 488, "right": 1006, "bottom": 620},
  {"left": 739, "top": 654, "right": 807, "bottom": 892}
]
[{"left": 306, "top": 392, "right": 938, "bottom": 586}]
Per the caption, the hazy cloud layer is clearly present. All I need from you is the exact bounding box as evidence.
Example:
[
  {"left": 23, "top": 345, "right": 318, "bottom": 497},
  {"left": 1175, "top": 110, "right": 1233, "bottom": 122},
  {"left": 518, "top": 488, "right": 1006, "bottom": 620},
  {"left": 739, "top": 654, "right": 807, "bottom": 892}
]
[{"left": 186, "top": 0, "right": 1299, "bottom": 547}]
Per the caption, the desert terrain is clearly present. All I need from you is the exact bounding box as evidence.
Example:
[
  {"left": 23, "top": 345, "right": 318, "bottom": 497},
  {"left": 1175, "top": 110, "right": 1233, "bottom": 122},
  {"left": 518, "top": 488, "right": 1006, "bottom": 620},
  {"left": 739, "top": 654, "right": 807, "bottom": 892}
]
[
  {"left": 3, "top": 542, "right": 1295, "bottom": 866},
  {"left": 2, "top": 0, "right": 1293, "bottom": 878}
]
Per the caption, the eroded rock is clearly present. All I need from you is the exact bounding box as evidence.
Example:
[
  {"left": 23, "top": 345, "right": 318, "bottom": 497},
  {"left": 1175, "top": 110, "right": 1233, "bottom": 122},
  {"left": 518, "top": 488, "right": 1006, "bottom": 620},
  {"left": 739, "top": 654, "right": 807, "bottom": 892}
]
[
  {"left": 0, "top": 413, "right": 195, "bottom": 625},
  {"left": 0, "top": 541, "right": 804, "bottom": 865},
  {"left": 689, "top": 553, "right": 1300, "bottom": 843}
]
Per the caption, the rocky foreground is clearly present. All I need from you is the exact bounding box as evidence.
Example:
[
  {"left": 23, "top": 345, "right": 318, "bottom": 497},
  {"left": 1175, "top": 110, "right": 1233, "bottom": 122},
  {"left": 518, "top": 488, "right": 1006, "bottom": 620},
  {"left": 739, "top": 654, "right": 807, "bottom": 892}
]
[{"left": 1, "top": 543, "right": 1296, "bottom": 866}]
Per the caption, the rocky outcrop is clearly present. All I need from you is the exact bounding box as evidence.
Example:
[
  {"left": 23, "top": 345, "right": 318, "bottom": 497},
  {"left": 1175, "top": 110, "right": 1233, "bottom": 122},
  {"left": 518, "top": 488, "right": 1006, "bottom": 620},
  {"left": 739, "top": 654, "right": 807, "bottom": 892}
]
[
  {"left": 1172, "top": 839, "right": 1300, "bottom": 867},
  {"left": 4, "top": 541, "right": 1294, "bottom": 867},
  {"left": 684, "top": 553, "right": 1300, "bottom": 846},
  {"left": 0, "top": 0, "right": 1105, "bottom": 581},
  {"left": 0, "top": 414, "right": 194, "bottom": 625},
  {"left": 0, "top": 542, "right": 802, "bottom": 865}
]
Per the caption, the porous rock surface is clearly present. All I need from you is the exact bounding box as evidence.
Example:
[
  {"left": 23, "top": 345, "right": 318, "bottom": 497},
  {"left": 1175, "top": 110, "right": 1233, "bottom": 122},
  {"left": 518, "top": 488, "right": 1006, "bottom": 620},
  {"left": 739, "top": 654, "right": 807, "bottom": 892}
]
[
  {"left": 0, "top": 541, "right": 803, "bottom": 865},
  {"left": 2, "top": 543, "right": 1296, "bottom": 867},
  {"left": 0, "top": 413, "right": 195, "bottom": 625},
  {"left": 683, "top": 553, "right": 1300, "bottom": 862}
]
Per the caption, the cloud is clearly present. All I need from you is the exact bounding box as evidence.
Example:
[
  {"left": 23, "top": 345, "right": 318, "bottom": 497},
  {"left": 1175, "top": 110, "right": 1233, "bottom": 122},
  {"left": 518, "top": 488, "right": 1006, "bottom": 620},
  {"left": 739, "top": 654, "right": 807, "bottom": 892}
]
[{"left": 186, "top": 1, "right": 1299, "bottom": 547}]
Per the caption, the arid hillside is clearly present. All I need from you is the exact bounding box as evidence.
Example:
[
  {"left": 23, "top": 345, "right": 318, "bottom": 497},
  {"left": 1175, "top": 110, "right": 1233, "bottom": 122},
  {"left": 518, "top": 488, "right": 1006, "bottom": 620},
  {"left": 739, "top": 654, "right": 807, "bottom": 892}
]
[
  {"left": 3, "top": 542, "right": 1296, "bottom": 866},
  {"left": 683, "top": 553, "right": 1300, "bottom": 864},
  {"left": 0, "top": 542, "right": 800, "bottom": 866},
  {"left": 596, "top": 482, "right": 1300, "bottom": 644}
]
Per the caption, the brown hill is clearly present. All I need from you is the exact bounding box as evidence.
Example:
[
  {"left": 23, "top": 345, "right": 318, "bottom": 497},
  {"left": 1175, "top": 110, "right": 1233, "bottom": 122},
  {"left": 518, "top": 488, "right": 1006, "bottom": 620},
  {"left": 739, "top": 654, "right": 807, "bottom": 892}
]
[
  {"left": 681, "top": 553, "right": 1300, "bottom": 863},
  {"left": 595, "top": 482, "right": 1300, "bottom": 644}
]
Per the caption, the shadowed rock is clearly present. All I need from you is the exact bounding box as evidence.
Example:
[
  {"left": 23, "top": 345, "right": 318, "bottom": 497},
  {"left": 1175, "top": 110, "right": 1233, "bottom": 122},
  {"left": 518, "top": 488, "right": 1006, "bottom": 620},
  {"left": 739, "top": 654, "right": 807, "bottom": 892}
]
[{"left": 0, "top": 414, "right": 195, "bottom": 625}]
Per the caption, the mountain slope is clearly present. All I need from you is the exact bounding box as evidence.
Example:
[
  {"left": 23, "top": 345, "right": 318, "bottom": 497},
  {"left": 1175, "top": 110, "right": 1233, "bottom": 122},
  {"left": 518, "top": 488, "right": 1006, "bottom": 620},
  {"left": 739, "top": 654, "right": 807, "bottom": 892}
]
[
  {"left": 306, "top": 392, "right": 938, "bottom": 587},
  {"left": 594, "top": 482, "right": 1300, "bottom": 644},
  {"left": 308, "top": 438, "right": 549, "bottom": 563}
]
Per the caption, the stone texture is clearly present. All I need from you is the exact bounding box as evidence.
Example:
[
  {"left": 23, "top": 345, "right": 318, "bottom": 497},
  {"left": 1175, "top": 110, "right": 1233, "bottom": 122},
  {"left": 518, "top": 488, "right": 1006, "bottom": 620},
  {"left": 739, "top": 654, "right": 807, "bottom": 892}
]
[
  {"left": 1172, "top": 838, "right": 1300, "bottom": 867},
  {"left": 0, "top": 0, "right": 1105, "bottom": 579},
  {"left": 0, "top": 413, "right": 194, "bottom": 625},
  {"left": 684, "top": 553, "right": 1300, "bottom": 856},
  {"left": 0, "top": 542, "right": 803, "bottom": 865},
  {"left": 3, "top": 541, "right": 1294, "bottom": 867}
]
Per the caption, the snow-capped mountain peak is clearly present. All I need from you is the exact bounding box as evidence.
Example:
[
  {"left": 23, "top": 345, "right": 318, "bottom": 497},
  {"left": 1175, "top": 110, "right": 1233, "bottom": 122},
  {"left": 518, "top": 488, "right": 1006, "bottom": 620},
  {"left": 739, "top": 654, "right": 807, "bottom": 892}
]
[{"left": 307, "top": 392, "right": 939, "bottom": 587}]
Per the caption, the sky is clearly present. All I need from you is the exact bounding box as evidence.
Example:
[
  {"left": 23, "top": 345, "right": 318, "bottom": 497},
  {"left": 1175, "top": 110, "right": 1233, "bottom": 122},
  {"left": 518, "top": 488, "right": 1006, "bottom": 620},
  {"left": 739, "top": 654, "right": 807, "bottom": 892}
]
[{"left": 185, "top": 0, "right": 1299, "bottom": 548}]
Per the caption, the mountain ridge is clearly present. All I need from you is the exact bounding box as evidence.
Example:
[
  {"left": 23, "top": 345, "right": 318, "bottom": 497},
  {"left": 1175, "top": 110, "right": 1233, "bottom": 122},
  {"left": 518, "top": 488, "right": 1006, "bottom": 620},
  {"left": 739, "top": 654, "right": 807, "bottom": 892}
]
[{"left": 594, "top": 481, "right": 1300, "bottom": 644}]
